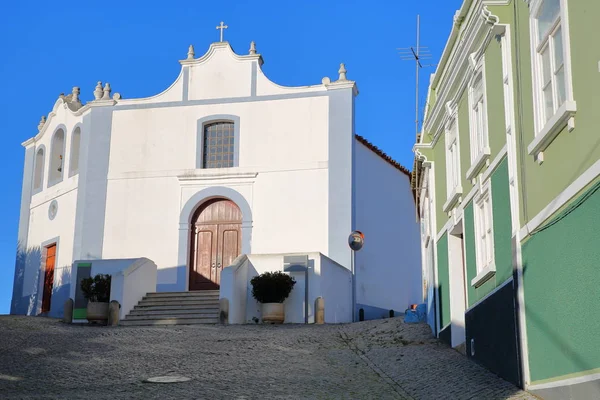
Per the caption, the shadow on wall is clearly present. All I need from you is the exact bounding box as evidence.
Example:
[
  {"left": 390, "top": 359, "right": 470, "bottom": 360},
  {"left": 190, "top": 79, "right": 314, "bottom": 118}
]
[
  {"left": 49, "top": 267, "right": 71, "bottom": 318},
  {"left": 11, "top": 242, "right": 41, "bottom": 316},
  {"left": 156, "top": 265, "right": 187, "bottom": 292},
  {"left": 11, "top": 242, "right": 71, "bottom": 318}
]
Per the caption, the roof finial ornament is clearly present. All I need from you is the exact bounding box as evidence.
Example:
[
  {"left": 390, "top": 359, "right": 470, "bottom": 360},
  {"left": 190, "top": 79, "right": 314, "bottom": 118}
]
[
  {"left": 187, "top": 44, "right": 195, "bottom": 60},
  {"left": 338, "top": 63, "right": 347, "bottom": 81},
  {"left": 216, "top": 21, "right": 228, "bottom": 42},
  {"left": 249, "top": 41, "right": 257, "bottom": 55},
  {"left": 38, "top": 116, "right": 46, "bottom": 132},
  {"left": 72, "top": 86, "right": 81, "bottom": 103},
  {"left": 93, "top": 81, "right": 103, "bottom": 100},
  {"left": 102, "top": 83, "right": 111, "bottom": 100}
]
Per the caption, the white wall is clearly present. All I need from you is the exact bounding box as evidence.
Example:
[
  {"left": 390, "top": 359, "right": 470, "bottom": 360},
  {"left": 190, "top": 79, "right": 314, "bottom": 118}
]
[
  {"left": 319, "top": 254, "right": 353, "bottom": 323},
  {"left": 219, "top": 255, "right": 249, "bottom": 324},
  {"left": 353, "top": 140, "right": 422, "bottom": 319},
  {"left": 448, "top": 231, "right": 467, "bottom": 348},
  {"left": 69, "top": 258, "right": 157, "bottom": 320},
  {"left": 102, "top": 94, "right": 332, "bottom": 285},
  {"left": 14, "top": 101, "right": 84, "bottom": 317},
  {"left": 15, "top": 41, "right": 357, "bottom": 305},
  {"left": 226, "top": 252, "right": 353, "bottom": 324}
]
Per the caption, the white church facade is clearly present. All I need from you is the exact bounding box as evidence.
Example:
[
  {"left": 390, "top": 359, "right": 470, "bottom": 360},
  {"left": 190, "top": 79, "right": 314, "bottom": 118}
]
[{"left": 11, "top": 35, "right": 422, "bottom": 323}]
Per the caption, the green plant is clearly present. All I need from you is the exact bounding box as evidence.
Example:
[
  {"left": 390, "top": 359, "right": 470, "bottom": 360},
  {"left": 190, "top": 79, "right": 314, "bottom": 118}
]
[
  {"left": 250, "top": 271, "right": 296, "bottom": 303},
  {"left": 80, "top": 274, "right": 111, "bottom": 302}
]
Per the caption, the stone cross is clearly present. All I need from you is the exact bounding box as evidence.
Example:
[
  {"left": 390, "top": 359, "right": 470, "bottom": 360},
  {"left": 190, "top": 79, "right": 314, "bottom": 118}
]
[{"left": 216, "top": 21, "right": 228, "bottom": 42}]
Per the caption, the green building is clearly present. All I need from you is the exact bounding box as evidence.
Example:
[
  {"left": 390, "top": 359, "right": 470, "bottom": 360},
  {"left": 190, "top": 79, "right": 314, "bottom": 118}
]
[{"left": 412, "top": 0, "right": 599, "bottom": 398}]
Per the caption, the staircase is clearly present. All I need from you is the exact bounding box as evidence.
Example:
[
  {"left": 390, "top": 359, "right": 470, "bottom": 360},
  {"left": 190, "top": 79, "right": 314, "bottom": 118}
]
[{"left": 120, "top": 290, "right": 220, "bottom": 326}]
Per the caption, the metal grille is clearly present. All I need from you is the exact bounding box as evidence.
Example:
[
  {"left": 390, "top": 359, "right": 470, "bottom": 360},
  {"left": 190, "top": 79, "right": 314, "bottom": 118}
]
[{"left": 203, "top": 122, "right": 235, "bottom": 168}]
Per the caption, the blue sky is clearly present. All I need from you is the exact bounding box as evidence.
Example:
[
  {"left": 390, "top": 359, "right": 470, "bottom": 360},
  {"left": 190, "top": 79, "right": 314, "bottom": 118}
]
[{"left": 0, "top": 0, "right": 462, "bottom": 314}]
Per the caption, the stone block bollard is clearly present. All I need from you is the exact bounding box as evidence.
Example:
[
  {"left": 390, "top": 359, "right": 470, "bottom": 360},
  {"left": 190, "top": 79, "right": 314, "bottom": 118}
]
[
  {"left": 315, "top": 297, "right": 325, "bottom": 324},
  {"left": 108, "top": 300, "right": 120, "bottom": 326},
  {"left": 219, "top": 298, "right": 229, "bottom": 325},
  {"left": 63, "top": 298, "right": 74, "bottom": 324}
]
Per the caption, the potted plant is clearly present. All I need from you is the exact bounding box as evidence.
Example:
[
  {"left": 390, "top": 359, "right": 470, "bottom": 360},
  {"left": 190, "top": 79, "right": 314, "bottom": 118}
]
[
  {"left": 81, "top": 274, "right": 112, "bottom": 324},
  {"left": 250, "top": 271, "right": 296, "bottom": 324}
]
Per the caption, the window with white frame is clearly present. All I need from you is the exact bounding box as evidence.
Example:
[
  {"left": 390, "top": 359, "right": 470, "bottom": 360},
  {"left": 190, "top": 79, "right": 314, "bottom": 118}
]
[
  {"left": 473, "top": 181, "right": 494, "bottom": 274},
  {"left": 535, "top": 0, "right": 566, "bottom": 123},
  {"left": 421, "top": 192, "right": 431, "bottom": 245},
  {"left": 528, "top": 0, "right": 576, "bottom": 158},
  {"left": 469, "top": 72, "right": 489, "bottom": 164},
  {"left": 445, "top": 118, "right": 461, "bottom": 196}
]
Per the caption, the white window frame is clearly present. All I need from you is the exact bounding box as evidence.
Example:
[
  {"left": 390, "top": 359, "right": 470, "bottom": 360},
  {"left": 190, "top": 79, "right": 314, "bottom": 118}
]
[
  {"left": 466, "top": 56, "right": 491, "bottom": 181},
  {"left": 443, "top": 110, "right": 463, "bottom": 213},
  {"left": 420, "top": 189, "right": 431, "bottom": 248},
  {"left": 527, "top": 0, "right": 576, "bottom": 160},
  {"left": 471, "top": 179, "right": 496, "bottom": 287}
]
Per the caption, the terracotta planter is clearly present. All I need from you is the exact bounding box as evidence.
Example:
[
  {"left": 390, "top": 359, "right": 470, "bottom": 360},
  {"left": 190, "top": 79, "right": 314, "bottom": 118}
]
[
  {"left": 261, "top": 303, "right": 284, "bottom": 324},
  {"left": 86, "top": 301, "right": 109, "bottom": 323}
]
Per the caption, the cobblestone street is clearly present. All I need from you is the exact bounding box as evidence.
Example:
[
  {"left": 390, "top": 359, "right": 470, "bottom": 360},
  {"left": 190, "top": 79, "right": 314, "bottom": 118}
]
[{"left": 0, "top": 316, "right": 535, "bottom": 399}]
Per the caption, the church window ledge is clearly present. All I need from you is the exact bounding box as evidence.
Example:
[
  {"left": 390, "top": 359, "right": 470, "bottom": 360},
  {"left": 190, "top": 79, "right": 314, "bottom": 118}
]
[
  {"left": 471, "top": 262, "right": 496, "bottom": 288},
  {"left": 33, "top": 145, "right": 46, "bottom": 195},
  {"left": 465, "top": 148, "right": 491, "bottom": 181},
  {"left": 442, "top": 186, "right": 463, "bottom": 213},
  {"left": 30, "top": 175, "right": 79, "bottom": 209},
  {"left": 178, "top": 170, "right": 258, "bottom": 184},
  {"left": 527, "top": 100, "right": 576, "bottom": 159}
]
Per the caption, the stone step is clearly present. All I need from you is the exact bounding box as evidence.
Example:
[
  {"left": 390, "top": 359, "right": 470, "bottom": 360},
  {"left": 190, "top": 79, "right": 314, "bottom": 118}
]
[
  {"left": 134, "top": 304, "right": 219, "bottom": 311},
  {"left": 120, "top": 318, "right": 219, "bottom": 326},
  {"left": 128, "top": 309, "right": 219, "bottom": 317},
  {"left": 138, "top": 299, "right": 220, "bottom": 306},
  {"left": 144, "top": 291, "right": 220, "bottom": 298},
  {"left": 123, "top": 313, "right": 218, "bottom": 321}
]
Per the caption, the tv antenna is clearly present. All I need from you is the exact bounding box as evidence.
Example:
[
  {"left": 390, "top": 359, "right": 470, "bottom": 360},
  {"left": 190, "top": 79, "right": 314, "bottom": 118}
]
[
  {"left": 398, "top": 15, "right": 436, "bottom": 141},
  {"left": 398, "top": 15, "right": 436, "bottom": 221}
]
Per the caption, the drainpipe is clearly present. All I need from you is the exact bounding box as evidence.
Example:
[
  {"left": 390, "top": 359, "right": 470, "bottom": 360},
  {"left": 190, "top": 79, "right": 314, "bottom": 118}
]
[{"left": 512, "top": 0, "right": 531, "bottom": 389}]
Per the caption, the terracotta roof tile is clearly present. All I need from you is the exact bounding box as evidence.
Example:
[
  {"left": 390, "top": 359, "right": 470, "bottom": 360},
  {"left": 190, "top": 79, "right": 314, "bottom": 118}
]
[{"left": 354, "top": 134, "right": 411, "bottom": 179}]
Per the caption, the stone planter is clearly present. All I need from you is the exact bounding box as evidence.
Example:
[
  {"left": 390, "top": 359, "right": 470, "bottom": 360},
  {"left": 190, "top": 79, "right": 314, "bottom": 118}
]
[
  {"left": 86, "top": 301, "right": 109, "bottom": 323},
  {"left": 261, "top": 303, "right": 284, "bottom": 324}
]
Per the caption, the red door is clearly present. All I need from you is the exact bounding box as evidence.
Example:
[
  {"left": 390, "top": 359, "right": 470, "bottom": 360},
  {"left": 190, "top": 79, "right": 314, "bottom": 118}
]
[
  {"left": 189, "top": 199, "right": 242, "bottom": 290},
  {"left": 41, "top": 244, "right": 56, "bottom": 313}
]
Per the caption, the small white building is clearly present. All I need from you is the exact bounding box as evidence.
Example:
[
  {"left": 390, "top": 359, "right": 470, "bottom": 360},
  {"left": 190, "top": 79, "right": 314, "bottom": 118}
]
[{"left": 11, "top": 35, "right": 422, "bottom": 323}]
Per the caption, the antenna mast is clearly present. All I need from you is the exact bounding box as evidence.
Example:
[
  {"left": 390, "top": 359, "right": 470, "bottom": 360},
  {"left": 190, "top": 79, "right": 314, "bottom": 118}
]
[
  {"left": 399, "top": 15, "right": 435, "bottom": 221},
  {"left": 398, "top": 15, "right": 432, "bottom": 141}
]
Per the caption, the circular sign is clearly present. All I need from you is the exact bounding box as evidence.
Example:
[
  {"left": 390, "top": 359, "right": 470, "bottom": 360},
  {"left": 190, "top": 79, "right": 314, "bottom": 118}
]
[
  {"left": 348, "top": 230, "right": 364, "bottom": 251},
  {"left": 48, "top": 200, "right": 58, "bottom": 221}
]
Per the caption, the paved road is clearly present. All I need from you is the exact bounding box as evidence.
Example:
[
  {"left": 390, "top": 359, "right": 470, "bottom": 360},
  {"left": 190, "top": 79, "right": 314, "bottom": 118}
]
[{"left": 0, "top": 316, "right": 535, "bottom": 399}]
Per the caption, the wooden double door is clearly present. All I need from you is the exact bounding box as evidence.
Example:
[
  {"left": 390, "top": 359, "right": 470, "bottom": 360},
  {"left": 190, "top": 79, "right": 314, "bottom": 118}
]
[
  {"left": 189, "top": 199, "right": 242, "bottom": 291},
  {"left": 41, "top": 244, "right": 56, "bottom": 313}
]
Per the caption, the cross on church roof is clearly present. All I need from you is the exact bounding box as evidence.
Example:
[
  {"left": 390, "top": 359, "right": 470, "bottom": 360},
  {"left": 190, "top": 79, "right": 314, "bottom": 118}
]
[{"left": 216, "top": 21, "right": 228, "bottom": 42}]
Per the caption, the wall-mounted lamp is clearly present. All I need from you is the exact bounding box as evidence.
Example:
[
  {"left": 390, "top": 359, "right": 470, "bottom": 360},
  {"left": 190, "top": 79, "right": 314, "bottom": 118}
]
[{"left": 58, "top": 155, "right": 63, "bottom": 172}]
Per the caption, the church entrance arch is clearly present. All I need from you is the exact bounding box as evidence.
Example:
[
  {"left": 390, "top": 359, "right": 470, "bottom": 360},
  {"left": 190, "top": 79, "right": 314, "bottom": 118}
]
[{"left": 189, "top": 198, "right": 242, "bottom": 290}]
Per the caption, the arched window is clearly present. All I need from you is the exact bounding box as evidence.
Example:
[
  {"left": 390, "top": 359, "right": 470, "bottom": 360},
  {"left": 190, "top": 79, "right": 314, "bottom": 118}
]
[
  {"left": 33, "top": 147, "right": 45, "bottom": 192},
  {"left": 203, "top": 122, "right": 235, "bottom": 168},
  {"left": 69, "top": 127, "right": 81, "bottom": 176},
  {"left": 48, "top": 128, "right": 65, "bottom": 186}
]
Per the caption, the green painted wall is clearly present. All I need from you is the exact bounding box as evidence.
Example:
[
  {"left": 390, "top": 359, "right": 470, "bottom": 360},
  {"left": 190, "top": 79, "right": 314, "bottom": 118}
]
[
  {"left": 515, "top": 0, "right": 600, "bottom": 224},
  {"left": 458, "top": 94, "right": 473, "bottom": 194},
  {"left": 491, "top": 158, "right": 513, "bottom": 284},
  {"left": 434, "top": 135, "right": 448, "bottom": 233},
  {"left": 436, "top": 234, "right": 451, "bottom": 328},
  {"left": 484, "top": 34, "right": 507, "bottom": 156},
  {"left": 523, "top": 180, "right": 600, "bottom": 383},
  {"left": 463, "top": 159, "right": 513, "bottom": 306}
]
